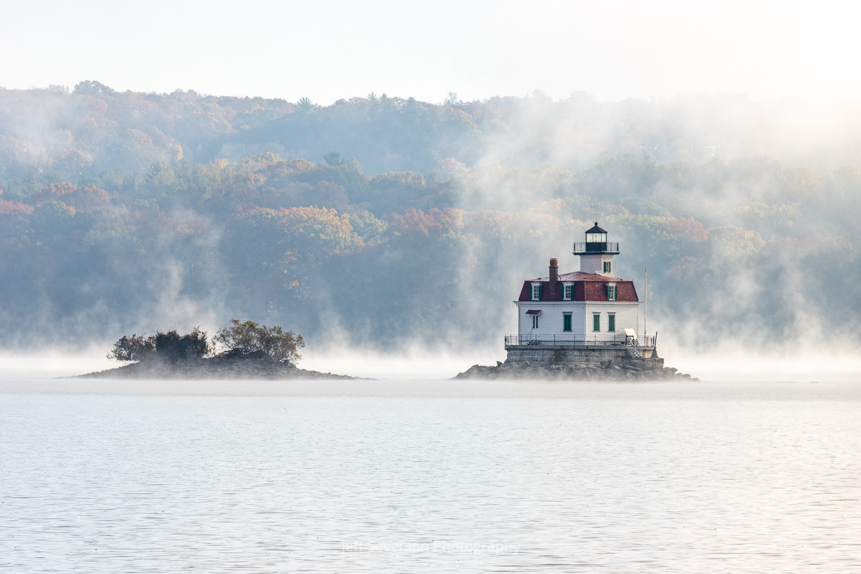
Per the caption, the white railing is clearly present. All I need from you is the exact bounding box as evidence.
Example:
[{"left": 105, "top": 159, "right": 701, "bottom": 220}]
[{"left": 505, "top": 334, "right": 656, "bottom": 347}]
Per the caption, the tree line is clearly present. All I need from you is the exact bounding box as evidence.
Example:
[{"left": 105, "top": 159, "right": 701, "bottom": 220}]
[
  {"left": 0, "top": 149, "right": 857, "bottom": 351},
  {"left": 0, "top": 84, "right": 859, "bottom": 351}
]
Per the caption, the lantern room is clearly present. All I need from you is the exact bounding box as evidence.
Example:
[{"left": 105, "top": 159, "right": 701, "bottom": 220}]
[
  {"left": 573, "top": 223, "right": 620, "bottom": 255},
  {"left": 573, "top": 222, "right": 619, "bottom": 276}
]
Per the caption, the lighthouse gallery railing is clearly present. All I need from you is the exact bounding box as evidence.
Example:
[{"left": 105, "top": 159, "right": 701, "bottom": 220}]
[
  {"left": 505, "top": 334, "right": 656, "bottom": 347},
  {"left": 572, "top": 241, "right": 620, "bottom": 254}
]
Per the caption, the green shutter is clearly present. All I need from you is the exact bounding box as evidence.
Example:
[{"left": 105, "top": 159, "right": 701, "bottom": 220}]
[
  {"left": 593, "top": 314, "right": 600, "bottom": 332},
  {"left": 563, "top": 314, "right": 572, "bottom": 332},
  {"left": 538, "top": 285, "right": 543, "bottom": 300},
  {"left": 609, "top": 314, "right": 615, "bottom": 332}
]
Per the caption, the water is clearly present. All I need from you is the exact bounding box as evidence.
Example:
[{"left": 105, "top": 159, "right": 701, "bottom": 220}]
[{"left": 1, "top": 379, "right": 860, "bottom": 573}]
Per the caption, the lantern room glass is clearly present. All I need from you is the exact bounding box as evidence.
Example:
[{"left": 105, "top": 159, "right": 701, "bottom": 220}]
[{"left": 586, "top": 232, "right": 607, "bottom": 243}]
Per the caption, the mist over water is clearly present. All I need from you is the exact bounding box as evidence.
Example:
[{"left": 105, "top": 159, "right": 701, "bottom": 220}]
[
  {"left": 4, "top": 104, "right": 856, "bottom": 385},
  {"left": 1, "top": 87, "right": 860, "bottom": 368},
  {"left": 3, "top": 347, "right": 860, "bottom": 383}
]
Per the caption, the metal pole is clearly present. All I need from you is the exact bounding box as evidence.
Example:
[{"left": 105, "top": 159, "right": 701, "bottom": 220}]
[{"left": 644, "top": 268, "right": 648, "bottom": 342}]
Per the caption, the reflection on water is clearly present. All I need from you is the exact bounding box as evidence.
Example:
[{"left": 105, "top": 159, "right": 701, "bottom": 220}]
[{"left": 1, "top": 379, "right": 860, "bottom": 573}]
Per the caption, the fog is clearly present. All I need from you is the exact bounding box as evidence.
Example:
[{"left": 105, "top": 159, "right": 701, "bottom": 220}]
[
  {"left": 2, "top": 347, "right": 860, "bottom": 383},
  {"left": 0, "top": 82, "right": 861, "bottom": 379},
  {"left": 1, "top": 85, "right": 860, "bottom": 379}
]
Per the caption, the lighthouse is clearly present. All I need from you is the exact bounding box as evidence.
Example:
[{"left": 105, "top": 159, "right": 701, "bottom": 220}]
[{"left": 505, "top": 223, "right": 655, "bottom": 365}]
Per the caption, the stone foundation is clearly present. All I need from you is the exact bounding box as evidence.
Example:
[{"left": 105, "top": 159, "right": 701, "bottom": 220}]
[{"left": 505, "top": 344, "right": 657, "bottom": 366}]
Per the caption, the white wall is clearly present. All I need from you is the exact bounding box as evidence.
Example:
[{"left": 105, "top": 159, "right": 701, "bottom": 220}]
[
  {"left": 578, "top": 254, "right": 615, "bottom": 276},
  {"left": 517, "top": 302, "right": 582, "bottom": 336},
  {"left": 515, "top": 301, "right": 648, "bottom": 337},
  {"left": 583, "top": 302, "right": 639, "bottom": 335}
]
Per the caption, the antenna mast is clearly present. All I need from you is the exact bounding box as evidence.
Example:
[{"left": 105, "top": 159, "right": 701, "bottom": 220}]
[{"left": 644, "top": 268, "right": 648, "bottom": 341}]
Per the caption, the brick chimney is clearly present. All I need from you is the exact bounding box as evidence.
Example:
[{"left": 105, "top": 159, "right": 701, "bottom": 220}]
[{"left": 549, "top": 258, "right": 558, "bottom": 298}]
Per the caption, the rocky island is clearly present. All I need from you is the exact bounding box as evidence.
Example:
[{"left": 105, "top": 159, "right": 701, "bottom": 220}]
[
  {"left": 76, "top": 320, "right": 357, "bottom": 380},
  {"left": 455, "top": 357, "right": 697, "bottom": 381},
  {"left": 76, "top": 351, "right": 356, "bottom": 380}
]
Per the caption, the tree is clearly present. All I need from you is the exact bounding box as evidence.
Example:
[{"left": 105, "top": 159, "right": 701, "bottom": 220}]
[
  {"left": 214, "top": 319, "right": 305, "bottom": 363},
  {"left": 154, "top": 328, "right": 211, "bottom": 361},
  {"left": 297, "top": 97, "right": 316, "bottom": 113},
  {"left": 73, "top": 80, "right": 116, "bottom": 95},
  {"left": 107, "top": 334, "right": 156, "bottom": 362}
]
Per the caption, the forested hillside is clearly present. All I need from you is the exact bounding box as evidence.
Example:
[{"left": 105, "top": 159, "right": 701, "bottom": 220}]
[{"left": 1, "top": 83, "right": 859, "bottom": 351}]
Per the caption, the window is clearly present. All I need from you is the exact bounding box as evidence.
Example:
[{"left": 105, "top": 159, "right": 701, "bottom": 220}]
[
  {"left": 603, "top": 261, "right": 612, "bottom": 273},
  {"left": 607, "top": 284, "right": 617, "bottom": 301},
  {"left": 563, "top": 313, "right": 572, "bottom": 332},
  {"left": 531, "top": 284, "right": 542, "bottom": 301},
  {"left": 593, "top": 313, "right": 601, "bottom": 332},
  {"left": 608, "top": 314, "right": 616, "bottom": 332},
  {"left": 532, "top": 315, "right": 539, "bottom": 329},
  {"left": 564, "top": 284, "right": 573, "bottom": 300}
]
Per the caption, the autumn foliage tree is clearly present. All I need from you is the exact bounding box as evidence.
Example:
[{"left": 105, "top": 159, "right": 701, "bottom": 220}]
[{"left": 214, "top": 319, "right": 305, "bottom": 363}]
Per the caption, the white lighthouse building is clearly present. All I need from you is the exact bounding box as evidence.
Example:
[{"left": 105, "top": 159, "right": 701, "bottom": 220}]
[{"left": 506, "top": 223, "right": 654, "bottom": 364}]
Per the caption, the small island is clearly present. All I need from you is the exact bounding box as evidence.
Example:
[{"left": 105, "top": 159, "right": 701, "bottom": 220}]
[{"left": 76, "top": 320, "right": 357, "bottom": 380}]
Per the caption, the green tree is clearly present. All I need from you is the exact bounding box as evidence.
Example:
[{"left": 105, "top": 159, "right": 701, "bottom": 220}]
[
  {"left": 107, "top": 334, "right": 156, "bottom": 362},
  {"left": 73, "top": 80, "right": 116, "bottom": 95},
  {"left": 155, "top": 328, "right": 211, "bottom": 361}
]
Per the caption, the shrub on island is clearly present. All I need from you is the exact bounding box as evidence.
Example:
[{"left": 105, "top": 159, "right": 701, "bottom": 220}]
[
  {"left": 107, "top": 321, "right": 304, "bottom": 365},
  {"left": 154, "top": 328, "right": 211, "bottom": 362}
]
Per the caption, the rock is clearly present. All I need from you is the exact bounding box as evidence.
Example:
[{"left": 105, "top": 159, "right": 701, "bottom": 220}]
[
  {"left": 74, "top": 355, "right": 358, "bottom": 380},
  {"left": 454, "top": 359, "right": 696, "bottom": 382}
]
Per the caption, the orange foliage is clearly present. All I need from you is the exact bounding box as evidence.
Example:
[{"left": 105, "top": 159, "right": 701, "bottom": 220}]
[
  {"left": 664, "top": 217, "right": 708, "bottom": 243},
  {"left": 389, "top": 208, "right": 463, "bottom": 238},
  {"left": 241, "top": 206, "right": 360, "bottom": 254},
  {"left": 69, "top": 184, "right": 110, "bottom": 212},
  {"left": 0, "top": 200, "right": 34, "bottom": 215},
  {"left": 42, "top": 182, "right": 78, "bottom": 198}
]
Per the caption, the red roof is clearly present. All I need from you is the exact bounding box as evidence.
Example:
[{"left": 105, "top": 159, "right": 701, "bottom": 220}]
[{"left": 517, "top": 271, "right": 639, "bottom": 302}]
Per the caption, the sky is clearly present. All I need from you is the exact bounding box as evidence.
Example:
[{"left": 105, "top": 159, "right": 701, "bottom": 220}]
[{"left": 2, "top": 0, "right": 860, "bottom": 104}]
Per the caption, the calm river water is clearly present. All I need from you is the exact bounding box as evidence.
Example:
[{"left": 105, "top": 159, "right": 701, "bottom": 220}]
[{"left": 1, "top": 379, "right": 859, "bottom": 573}]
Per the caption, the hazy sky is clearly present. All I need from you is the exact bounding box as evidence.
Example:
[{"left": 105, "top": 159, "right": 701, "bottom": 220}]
[{"left": 2, "top": 0, "right": 860, "bottom": 104}]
